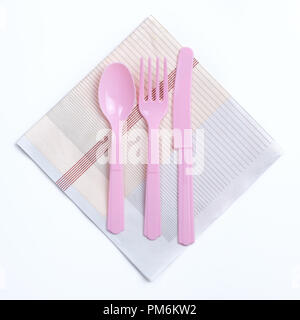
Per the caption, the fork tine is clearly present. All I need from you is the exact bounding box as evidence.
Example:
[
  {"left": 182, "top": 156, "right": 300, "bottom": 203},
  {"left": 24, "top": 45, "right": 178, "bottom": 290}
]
[
  {"left": 148, "top": 58, "right": 152, "bottom": 100},
  {"left": 155, "top": 57, "right": 160, "bottom": 101},
  {"left": 163, "top": 57, "right": 168, "bottom": 101},
  {"left": 139, "top": 58, "right": 144, "bottom": 104}
]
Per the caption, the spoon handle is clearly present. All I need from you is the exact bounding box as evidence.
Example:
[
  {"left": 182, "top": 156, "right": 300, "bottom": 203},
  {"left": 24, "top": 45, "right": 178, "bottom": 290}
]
[
  {"left": 107, "top": 128, "right": 124, "bottom": 234},
  {"left": 107, "top": 163, "right": 124, "bottom": 234}
]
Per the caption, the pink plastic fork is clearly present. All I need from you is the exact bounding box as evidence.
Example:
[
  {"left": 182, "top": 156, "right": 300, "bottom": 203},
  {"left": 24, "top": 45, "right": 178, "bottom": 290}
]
[{"left": 139, "top": 57, "right": 168, "bottom": 240}]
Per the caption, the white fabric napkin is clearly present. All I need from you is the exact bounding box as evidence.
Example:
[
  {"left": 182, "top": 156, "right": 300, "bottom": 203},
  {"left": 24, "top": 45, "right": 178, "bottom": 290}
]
[{"left": 17, "top": 16, "right": 281, "bottom": 280}]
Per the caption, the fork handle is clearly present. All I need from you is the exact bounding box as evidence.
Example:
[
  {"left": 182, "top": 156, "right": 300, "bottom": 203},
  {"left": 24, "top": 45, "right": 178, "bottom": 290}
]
[
  {"left": 178, "top": 147, "right": 195, "bottom": 245},
  {"left": 144, "top": 163, "right": 161, "bottom": 240},
  {"left": 144, "top": 127, "right": 161, "bottom": 240}
]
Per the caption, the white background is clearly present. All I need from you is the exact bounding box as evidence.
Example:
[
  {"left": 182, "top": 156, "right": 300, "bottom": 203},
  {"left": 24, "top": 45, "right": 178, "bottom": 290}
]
[{"left": 0, "top": 0, "right": 299, "bottom": 299}]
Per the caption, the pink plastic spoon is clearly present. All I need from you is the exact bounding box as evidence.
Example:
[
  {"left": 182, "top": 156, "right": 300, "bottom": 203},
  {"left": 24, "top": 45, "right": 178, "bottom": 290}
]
[{"left": 98, "top": 63, "right": 136, "bottom": 234}]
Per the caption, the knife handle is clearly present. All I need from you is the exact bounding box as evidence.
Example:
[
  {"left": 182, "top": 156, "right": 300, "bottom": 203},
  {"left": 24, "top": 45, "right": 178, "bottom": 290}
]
[{"left": 178, "top": 147, "right": 195, "bottom": 245}]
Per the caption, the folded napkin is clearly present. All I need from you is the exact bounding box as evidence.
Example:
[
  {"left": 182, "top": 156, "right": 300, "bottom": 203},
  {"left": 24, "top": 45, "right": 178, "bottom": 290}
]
[{"left": 17, "top": 16, "right": 281, "bottom": 280}]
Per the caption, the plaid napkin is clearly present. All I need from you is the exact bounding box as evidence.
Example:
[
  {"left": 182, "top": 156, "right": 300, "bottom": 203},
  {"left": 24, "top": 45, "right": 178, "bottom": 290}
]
[{"left": 17, "top": 16, "right": 281, "bottom": 280}]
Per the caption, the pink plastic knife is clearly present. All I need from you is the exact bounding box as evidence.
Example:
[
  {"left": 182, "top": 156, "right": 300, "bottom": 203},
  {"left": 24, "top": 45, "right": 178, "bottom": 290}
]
[{"left": 173, "top": 47, "right": 195, "bottom": 245}]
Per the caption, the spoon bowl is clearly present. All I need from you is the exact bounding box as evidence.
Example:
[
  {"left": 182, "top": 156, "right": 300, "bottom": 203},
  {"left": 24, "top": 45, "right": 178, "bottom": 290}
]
[{"left": 98, "top": 63, "right": 136, "bottom": 125}]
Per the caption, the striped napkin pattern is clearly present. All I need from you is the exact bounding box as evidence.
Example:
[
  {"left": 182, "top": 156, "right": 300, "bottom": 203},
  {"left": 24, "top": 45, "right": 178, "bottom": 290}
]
[{"left": 17, "top": 16, "right": 281, "bottom": 280}]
